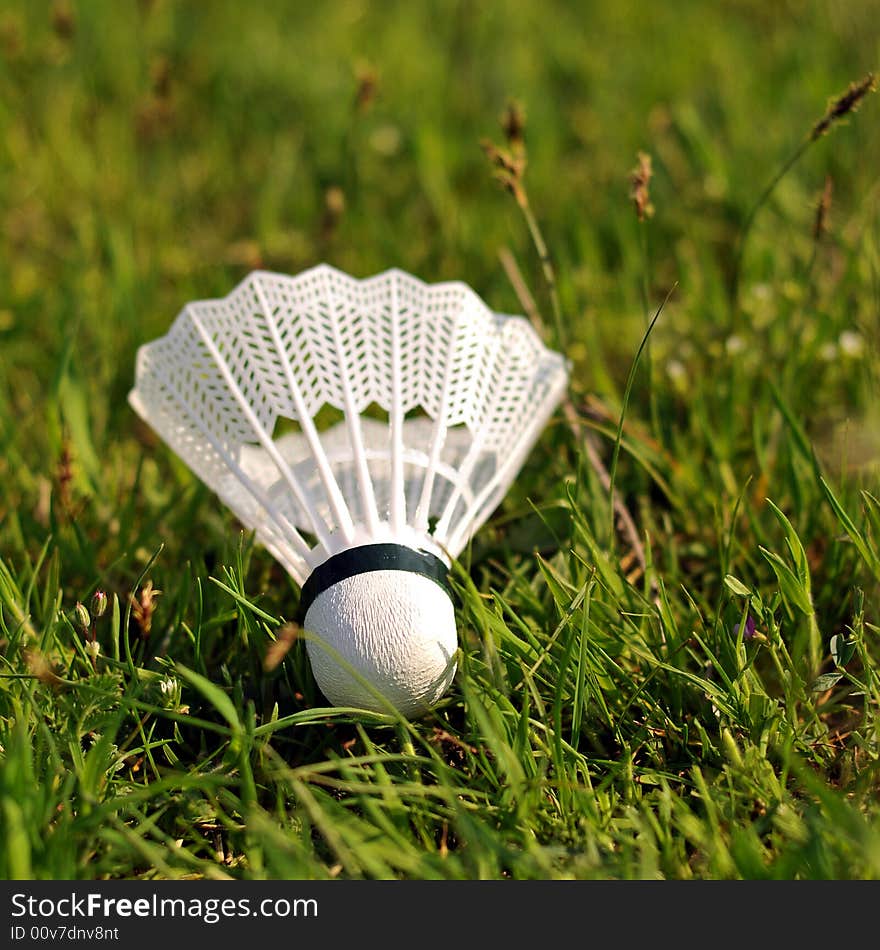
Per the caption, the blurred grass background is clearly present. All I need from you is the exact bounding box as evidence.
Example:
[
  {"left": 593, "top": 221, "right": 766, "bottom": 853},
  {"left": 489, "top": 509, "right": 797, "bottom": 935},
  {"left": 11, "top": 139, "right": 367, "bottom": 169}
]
[
  {"left": 2, "top": 1, "right": 879, "bottom": 439},
  {"left": 1, "top": 0, "right": 880, "bottom": 880}
]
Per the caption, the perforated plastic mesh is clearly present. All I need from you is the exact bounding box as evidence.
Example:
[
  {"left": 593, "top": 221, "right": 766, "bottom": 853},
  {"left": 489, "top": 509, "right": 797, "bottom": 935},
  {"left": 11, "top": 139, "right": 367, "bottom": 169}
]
[{"left": 130, "top": 265, "right": 569, "bottom": 584}]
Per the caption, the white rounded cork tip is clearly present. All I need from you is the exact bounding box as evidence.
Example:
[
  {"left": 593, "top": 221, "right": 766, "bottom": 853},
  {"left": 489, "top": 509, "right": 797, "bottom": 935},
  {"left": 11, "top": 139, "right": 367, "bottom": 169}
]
[{"left": 303, "top": 570, "right": 457, "bottom": 716}]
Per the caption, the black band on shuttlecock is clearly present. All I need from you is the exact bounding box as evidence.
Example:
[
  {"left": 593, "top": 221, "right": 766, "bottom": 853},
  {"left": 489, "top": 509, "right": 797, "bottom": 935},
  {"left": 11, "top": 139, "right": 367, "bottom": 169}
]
[{"left": 297, "top": 543, "right": 450, "bottom": 620}]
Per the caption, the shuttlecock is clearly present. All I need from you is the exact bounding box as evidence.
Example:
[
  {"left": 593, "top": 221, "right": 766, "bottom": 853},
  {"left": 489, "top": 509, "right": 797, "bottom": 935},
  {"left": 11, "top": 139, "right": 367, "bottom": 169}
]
[{"left": 130, "top": 265, "right": 568, "bottom": 714}]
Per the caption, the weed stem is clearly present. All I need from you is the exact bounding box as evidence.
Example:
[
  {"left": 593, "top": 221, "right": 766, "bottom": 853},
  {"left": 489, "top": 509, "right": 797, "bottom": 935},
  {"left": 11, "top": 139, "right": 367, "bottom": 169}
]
[{"left": 518, "top": 194, "right": 567, "bottom": 353}]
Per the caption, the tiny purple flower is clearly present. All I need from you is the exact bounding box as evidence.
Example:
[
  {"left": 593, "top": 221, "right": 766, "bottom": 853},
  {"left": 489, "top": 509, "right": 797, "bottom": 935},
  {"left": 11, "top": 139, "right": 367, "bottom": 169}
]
[
  {"left": 91, "top": 589, "right": 108, "bottom": 619},
  {"left": 734, "top": 615, "right": 757, "bottom": 640}
]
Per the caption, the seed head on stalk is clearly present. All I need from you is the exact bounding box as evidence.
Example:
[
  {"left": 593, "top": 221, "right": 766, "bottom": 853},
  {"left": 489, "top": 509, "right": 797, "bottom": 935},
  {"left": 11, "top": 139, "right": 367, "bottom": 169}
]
[{"left": 811, "top": 73, "right": 876, "bottom": 140}]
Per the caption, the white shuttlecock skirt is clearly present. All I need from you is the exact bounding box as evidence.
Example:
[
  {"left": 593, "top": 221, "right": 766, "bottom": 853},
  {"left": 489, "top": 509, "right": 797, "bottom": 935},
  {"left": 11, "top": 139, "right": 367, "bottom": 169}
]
[{"left": 130, "top": 264, "right": 568, "bottom": 714}]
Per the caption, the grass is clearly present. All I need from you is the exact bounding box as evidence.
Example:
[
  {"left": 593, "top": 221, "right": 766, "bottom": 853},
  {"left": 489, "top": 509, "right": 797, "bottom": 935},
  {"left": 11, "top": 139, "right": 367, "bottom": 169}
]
[{"left": 1, "top": 0, "right": 880, "bottom": 880}]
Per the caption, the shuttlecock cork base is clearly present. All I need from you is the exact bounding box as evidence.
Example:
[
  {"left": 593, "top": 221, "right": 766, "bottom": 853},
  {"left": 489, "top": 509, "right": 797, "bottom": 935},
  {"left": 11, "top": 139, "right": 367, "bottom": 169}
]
[
  {"left": 129, "top": 264, "right": 568, "bottom": 717},
  {"left": 298, "top": 544, "right": 456, "bottom": 714}
]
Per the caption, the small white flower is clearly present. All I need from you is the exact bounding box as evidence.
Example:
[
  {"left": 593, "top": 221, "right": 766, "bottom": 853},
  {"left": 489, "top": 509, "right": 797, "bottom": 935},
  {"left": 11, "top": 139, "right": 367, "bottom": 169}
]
[
  {"left": 725, "top": 334, "right": 746, "bottom": 355},
  {"left": 839, "top": 330, "right": 864, "bottom": 358},
  {"left": 160, "top": 676, "right": 175, "bottom": 695},
  {"left": 666, "top": 359, "right": 687, "bottom": 383},
  {"left": 85, "top": 640, "right": 100, "bottom": 659}
]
